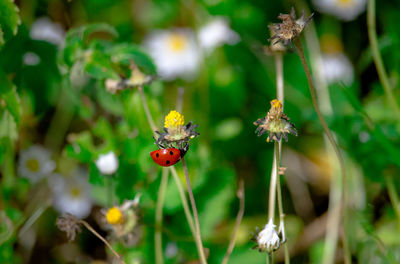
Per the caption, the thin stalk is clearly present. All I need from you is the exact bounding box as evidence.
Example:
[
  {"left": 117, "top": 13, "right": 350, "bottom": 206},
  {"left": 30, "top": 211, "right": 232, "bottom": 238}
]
[
  {"left": 367, "top": 0, "right": 400, "bottom": 122},
  {"left": 181, "top": 157, "right": 207, "bottom": 264},
  {"left": 138, "top": 86, "right": 157, "bottom": 134},
  {"left": 385, "top": 176, "right": 400, "bottom": 226},
  {"left": 176, "top": 87, "right": 184, "bottom": 113},
  {"left": 169, "top": 167, "right": 196, "bottom": 236},
  {"left": 80, "top": 220, "right": 126, "bottom": 264},
  {"left": 275, "top": 54, "right": 284, "bottom": 103},
  {"left": 222, "top": 179, "right": 245, "bottom": 264},
  {"left": 293, "top": 37, "right": 350, "bottom": 264},
  {"left": 155, "top": 168, "right": 169, "bottom": 264},
  {"left": 276, "top": 146, "right": 289, "bottom": 264},
  {"left": 268, "top": 143, "right": 278, "bottom": 220},
  {"left": 136, "top": 87, "right": 203, "bottom": 258}
]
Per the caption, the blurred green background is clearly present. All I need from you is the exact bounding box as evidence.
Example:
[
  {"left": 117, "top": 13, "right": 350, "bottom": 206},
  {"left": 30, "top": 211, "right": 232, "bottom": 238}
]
[{"left": 1, "top": 0, "right": 400, "bottom": 263}]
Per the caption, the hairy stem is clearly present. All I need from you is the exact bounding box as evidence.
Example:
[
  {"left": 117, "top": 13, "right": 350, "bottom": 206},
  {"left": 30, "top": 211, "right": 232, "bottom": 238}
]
[
  {"left": 222, "top": 179, "right": 245, "bottom": 264},
  {"left": 293, "top": 37, "right": 350, "bottom": 264},
  {"left": 181, "top": 157, "right": 207, "bottom": 264},
  {"left": 367, "top": 0, "right": 400, "bottom": 122},
  {"left": 80, "top": 220, "right": 126, "bottom": 264},
  {"left": 155, "top": 168, "right": 169, "bottom": 264},
  {"left": 275, "top": 54, "right": 284, "bottom": 103}
]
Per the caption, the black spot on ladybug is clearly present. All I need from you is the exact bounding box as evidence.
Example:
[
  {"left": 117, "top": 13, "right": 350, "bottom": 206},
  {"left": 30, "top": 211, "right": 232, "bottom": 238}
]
[
  {"left": 156, "top": 153, "right": 159, "bottom": 158},
  {"left": 166, "top": 160, "right": 170, "bottom": 165},
  {"left": 170, "top": 151, "right": 174, "bottom": 155}
]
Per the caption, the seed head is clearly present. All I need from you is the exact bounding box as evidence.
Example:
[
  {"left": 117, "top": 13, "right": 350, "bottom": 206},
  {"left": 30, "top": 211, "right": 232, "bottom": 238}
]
[
  {"left": 269, "top": 7, "right": 313, "bottom": 45},
  {"left": 56, "top": 213, "right": 82, "bottom": 241},
  {"left": 252, "top": 218, "right": 281, "bottom": 253},
  {"left": 254, "top": 99, "right": 297, "bottom": 142}
]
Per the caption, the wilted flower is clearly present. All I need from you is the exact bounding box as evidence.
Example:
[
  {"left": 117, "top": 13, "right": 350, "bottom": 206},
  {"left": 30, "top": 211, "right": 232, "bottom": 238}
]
[
  {"left": 56, "top": 213, "right": 82, "bottom": 241},
  {"left": 50, "top": 172, "right": 92, "bottom": 219},
  {"left": 198, "top": 17, "right": 240, "bottom": 53},
  {"left": 156, "top": 110, "right": 199, "bottom": 149},
  {"left": 18, "top": 145, "right": 55, "bottom": 183},
  {"left": 144, "top": 29, "right": 201, "bottom": 80},
  {"left": 95, "top": 151, "right": 119, "bottom": 175},
  {"left": 252, "top": 218, "right": 281, "bottom": 253},
  {"left": 269, "top": 7, "right": 313, "bottom": 45},
  {"left": 254, "top": 99, "right": 297, "bottom": 142},
  {"left": 30, "top": 17, "right": 65, "bottom": 45},
  {"left": 312, "top": 0, "right": 366, "bottom": 21}
]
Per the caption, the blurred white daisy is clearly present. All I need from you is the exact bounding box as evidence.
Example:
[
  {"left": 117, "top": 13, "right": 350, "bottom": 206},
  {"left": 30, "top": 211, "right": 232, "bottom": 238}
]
[
  {"left": 320, "top": 53, "right": 354, "bottom": 85},
  {"left": 312, "top": 0, "right": 366, "bottom": 21},
  {"left": 95, "top": 151, "right": 119, "bottom": 175},
  {"left": 50, "top": 172, "right": 92, "bottom": 219},
  {"left": 198, "top": 17, "right": 240, "bottom": 53},
  {"left": 18, "top": 145, "right": 55, "bottom": 183},
  {"left": 23, "top": 52, "right": 40, "bottom": 66},
  {"left": 30, "top": 17, "right": 65, "bottom": 45},
  {"left": 144, "top": 29, "right": 201, "bottom": 80}
]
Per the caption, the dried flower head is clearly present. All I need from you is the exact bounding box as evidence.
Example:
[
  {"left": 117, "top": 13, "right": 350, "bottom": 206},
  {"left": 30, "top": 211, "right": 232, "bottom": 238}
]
[
  {"left": 251, "top": 218, "right": 281, "bottom": 253},
  {"left": 269, "top": 7, "right": 313, "bottom": 45},
  {"left": 254, "top": 99, "right": 297, "bottom": 142},
  {"left": 56, "top": 213, "right": 82, "bottom": 241},
  {"left": 156, "top": 110, "right": 199, "bottom": 149}
]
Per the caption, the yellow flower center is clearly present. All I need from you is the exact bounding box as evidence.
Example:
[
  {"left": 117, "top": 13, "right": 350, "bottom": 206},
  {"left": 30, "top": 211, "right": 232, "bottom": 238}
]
[
  {"left": 164, "top": 110, "right": 185, "bottom": 129},
  {"left": 106, "top": 207, "right": 123, "bottom": 225},
  {"left": 271, "top": 99, "right": 282, "bottom": 109},
  {"left": 69, "top": 187, "right": 81, "bottom": 198},
  {"left": 337, "top": 0, "right": 354, "bottom": 7},
  {"left": 26, "top": 159, "right": 40, "bottom": 172},
  {"left": 168, "top": 33, "right": 187, "bottom": 52}
]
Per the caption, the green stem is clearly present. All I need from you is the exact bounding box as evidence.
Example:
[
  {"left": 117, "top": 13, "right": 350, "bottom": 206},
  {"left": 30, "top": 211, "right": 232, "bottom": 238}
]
[
  {"left": 181, "top": 158, "right": 207, "bottom": 264},
  {"left": 155, "top": 168, "right": 169, "bottom": 264},
  {"left": 385, "top": 176, "right": 400, "bottom": 227},
  {"left": 138, "top": 86, "right": 157, "bottom": 135},
  {"left": 293, "top": 37, "right": 350, "bottom": 264},
  {"left": 367, "top": 0, "right": 400, "bottom": 122},
  {"left": 222, "top": 179, "right": 245, "bottom": 264}
]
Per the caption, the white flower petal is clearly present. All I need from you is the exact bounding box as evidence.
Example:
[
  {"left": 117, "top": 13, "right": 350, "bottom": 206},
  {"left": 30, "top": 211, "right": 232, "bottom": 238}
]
[
  {"left": 144, "top": 29, "right": 201, "bottom": 81},
  {"left": 18, "top": 145, "right": 55, "bottom": 183},
  {"left": 30, "top": 17, "right": 65, "bottom": 45},
  {"left": 320, "top": 53, "right": 354, "bottom": 85},
  {"left": 312, "top": 0, "right": 366, "bottom": 21},
  {"left": 95, "top": 151, "right": 119, "bottom": 175},
  {"left": 198, "top": 17, "right": 240, "bottom": 52}
]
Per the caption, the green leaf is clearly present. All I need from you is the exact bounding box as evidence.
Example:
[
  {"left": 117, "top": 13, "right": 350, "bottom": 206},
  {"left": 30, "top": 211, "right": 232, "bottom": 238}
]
[
  {"left": 0, "top": 0, "right": 20, "bottom": 47},
  {"left": 0, "top": 71, "right": 20, "bottom": 125},
  {"left": 0, "top": 111, "right": 17, "bottom": 141},
  {"left": 64, "top": 131, "right": 95, "bottom": 163},
  {"left": 83, "top": 49, "right": 119, "bottom": 79}
]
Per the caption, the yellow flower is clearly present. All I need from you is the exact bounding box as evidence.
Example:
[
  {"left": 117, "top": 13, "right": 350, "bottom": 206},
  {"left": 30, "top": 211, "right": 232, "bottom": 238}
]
[
  {"left": 106, "top": 207, "right": 123, "bottom": 225},
  {"left": 164, "top": 110, "right": 185, "bottom": 129},
  {"left": 271, "top": 99, "right": 282, "bottom": 109}
]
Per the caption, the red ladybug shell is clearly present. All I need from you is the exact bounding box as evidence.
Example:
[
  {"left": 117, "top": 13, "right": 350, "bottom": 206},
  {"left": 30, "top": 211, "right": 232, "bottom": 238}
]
[{"left": 150, "top": 148, "right": 181, "bottom": 167}]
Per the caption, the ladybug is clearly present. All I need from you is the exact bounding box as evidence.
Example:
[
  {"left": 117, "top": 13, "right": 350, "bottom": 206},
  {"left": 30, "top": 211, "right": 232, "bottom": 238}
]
[{"left": 150, "top": 143, "right": 189, "bottom": 167}]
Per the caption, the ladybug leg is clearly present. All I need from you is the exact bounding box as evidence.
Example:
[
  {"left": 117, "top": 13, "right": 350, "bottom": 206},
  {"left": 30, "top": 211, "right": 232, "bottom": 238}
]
[{"left": 180, "top": 143, "right": 190, "bottom": 158}]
